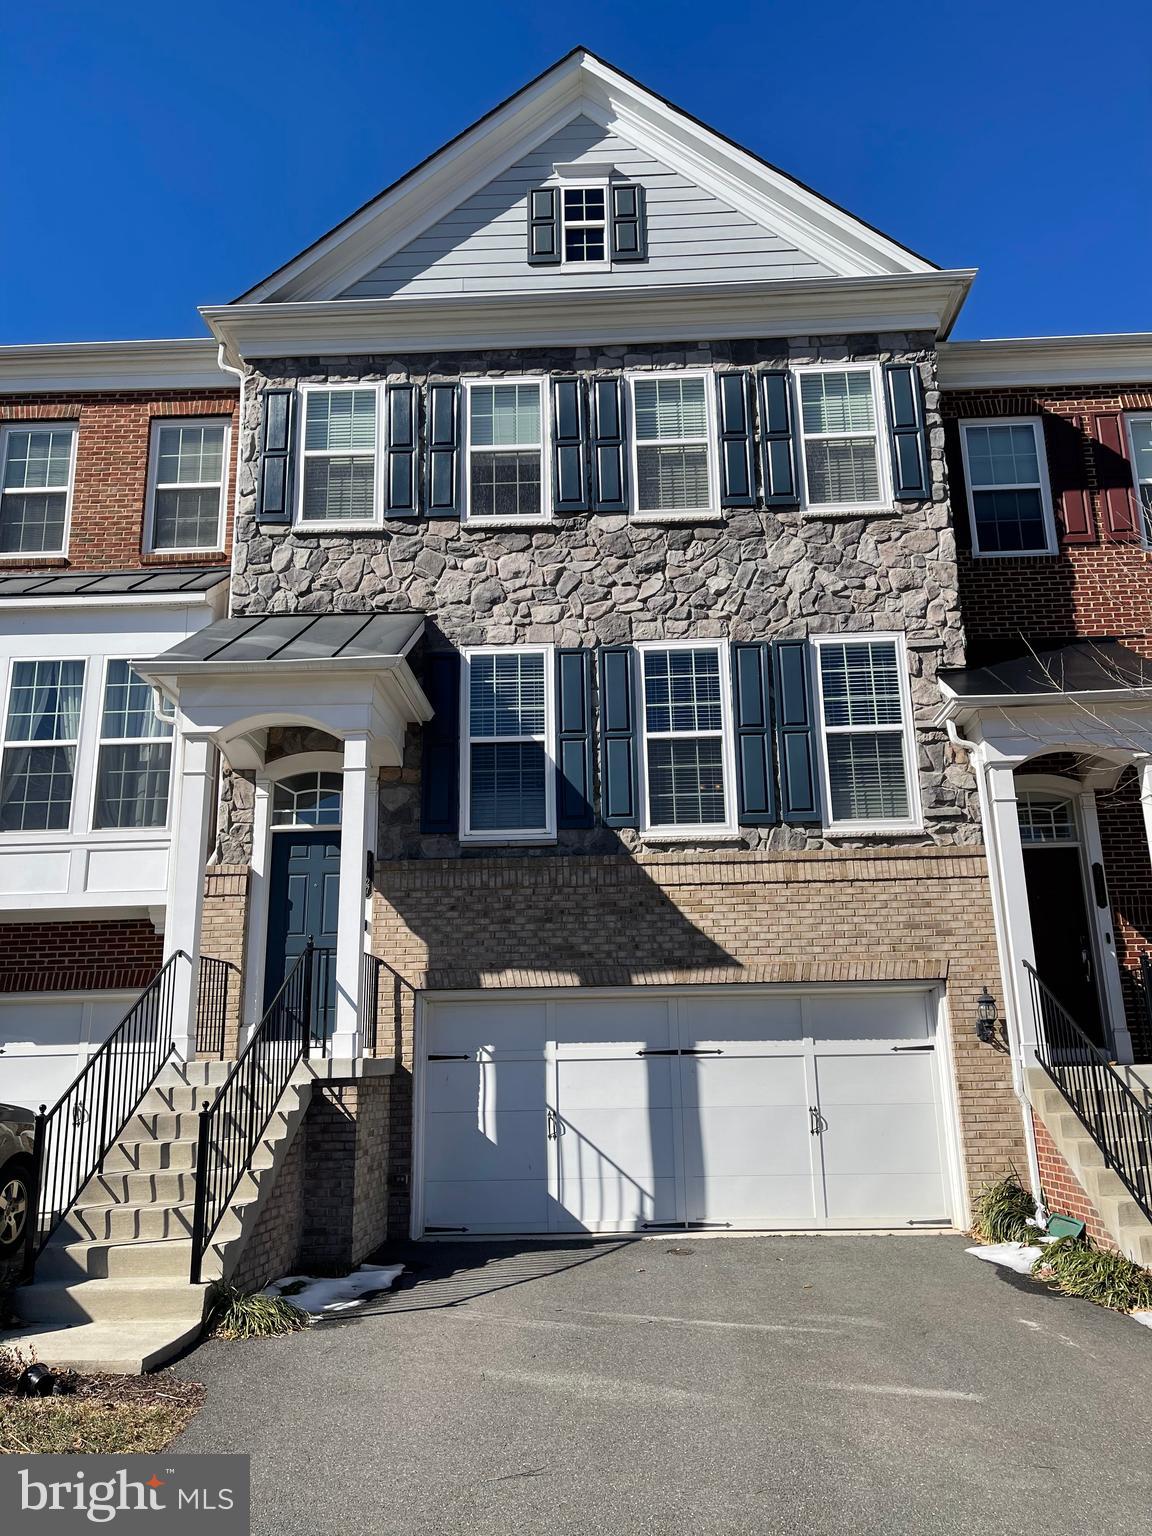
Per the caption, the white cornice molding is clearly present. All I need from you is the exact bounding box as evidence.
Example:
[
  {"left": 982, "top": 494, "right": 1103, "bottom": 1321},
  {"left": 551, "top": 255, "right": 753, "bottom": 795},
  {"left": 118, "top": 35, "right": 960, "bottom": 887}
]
[
  {"left": 203, "top": 271, "right": 975, "bottom": 364},
  {"left": 0, "top": 339, "right": 233, "bottom": 395},
  {"left": 939, "top": 334, "right": 1152, "bottom": 390}
]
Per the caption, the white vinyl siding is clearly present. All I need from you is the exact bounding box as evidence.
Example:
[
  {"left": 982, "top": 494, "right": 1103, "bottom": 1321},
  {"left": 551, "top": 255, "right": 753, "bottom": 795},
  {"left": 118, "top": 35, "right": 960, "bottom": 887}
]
[
  {"left": 0, "top": 659, "right": 85, "bottom": 832},
  {"left": 958, "top": 418, "right": 1056, "bottom": 556},
  {"left": 638, "top": 642, "right": 735, "bottom": 836},
  {"left": 629, "top": 373, "right": 717, "bottom": 518},
  {"left": 461, "top": 647, "right": 555, "bottom": 841},
  {"left": 1126, "top": 415, "right": 1152, "bottom": 544},
  {"left": 814, "top": 636, "right": 919, "bottom": 832},
  {"left": 299, "top": 387, "right": 378, "bottom": 525},
  {"left": 92, "top": 661, "right": 173, "bottom": 830},
  {"left": 795, "top": 367, "right": 887, "bottom": 511},
  {"left": 146, "top": 419, "right": 230, "bottom": 552},
  {"left": 464, "top": 381, "right": 547, "bottom": 522},
  {"left": 0, "top": 424, "right": 77, "bottom": 556}
]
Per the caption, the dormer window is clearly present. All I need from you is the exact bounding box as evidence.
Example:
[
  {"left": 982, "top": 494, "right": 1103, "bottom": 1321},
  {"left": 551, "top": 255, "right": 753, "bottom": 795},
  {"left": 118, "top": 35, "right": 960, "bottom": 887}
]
[
  {"left": 527, "top": 181, "right": 647, "bottom": 267},
  {"left": 563, "top": 188, "right": 607, "bottom": 262}
]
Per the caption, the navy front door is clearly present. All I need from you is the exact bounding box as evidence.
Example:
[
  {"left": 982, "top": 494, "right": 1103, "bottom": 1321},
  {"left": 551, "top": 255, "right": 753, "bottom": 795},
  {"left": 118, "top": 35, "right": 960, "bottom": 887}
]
[{"left": 265, "top": 831, "right": 341, "bottom": 1043}]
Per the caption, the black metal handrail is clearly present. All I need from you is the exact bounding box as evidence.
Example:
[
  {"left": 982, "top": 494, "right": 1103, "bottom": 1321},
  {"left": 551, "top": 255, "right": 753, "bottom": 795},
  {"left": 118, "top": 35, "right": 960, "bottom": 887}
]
[
  {"left": 361, "top": 952, "right": 418, "bottom": 1057},
  {"left": 189, "top": 941, "right": 315, "bottom": 1284},
  {"left": 21, "top": 951, "right": 187, "bottom": 1279},
  {"left": 196, "top": 955, "right": 235, "bottom": 1059},
  {"left": 1027, "top": 960, "right": 1152, "bottom": 1221}
]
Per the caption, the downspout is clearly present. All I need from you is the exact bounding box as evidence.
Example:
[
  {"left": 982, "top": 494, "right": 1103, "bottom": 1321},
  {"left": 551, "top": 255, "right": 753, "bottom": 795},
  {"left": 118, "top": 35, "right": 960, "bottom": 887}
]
[{"left": 946, "top": 716, "right": 1045, "bottom": 1214}]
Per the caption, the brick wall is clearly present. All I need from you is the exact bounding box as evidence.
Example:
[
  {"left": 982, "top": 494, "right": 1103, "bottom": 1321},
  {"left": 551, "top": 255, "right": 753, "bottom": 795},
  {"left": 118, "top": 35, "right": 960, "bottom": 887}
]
[
  {"left": 0, "top": 389, "right": 239, "bottom": 572},
  {"left": 1032, "top": 1111, "right": 1117, "bottom": 1250},
  {"left": 227, "top": 1121, "right": 305, "bottom": 1294},
  {"left": 371, "top": 845, "right": 1028, "bottom": 1232},
  {"left": 1095, "top": 769, "right": 1152, "bottom": 1059},
  {"left": 0, "top": 917, "right": 162, "bottom": 992},
  {"left": 299, "top": 1078, "right": 392, "bottom": 1266},
  {"left": 199, "top": 865, "right": 249, "bottom": 1058},
  {"left": 941, "top": 385, "right": 1152, "bottom": 658}
]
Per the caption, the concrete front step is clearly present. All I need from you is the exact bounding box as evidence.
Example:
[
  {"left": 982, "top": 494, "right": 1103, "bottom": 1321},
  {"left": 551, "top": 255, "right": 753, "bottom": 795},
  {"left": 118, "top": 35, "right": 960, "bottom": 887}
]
[
  {"left": 104, "top": 1137, "right": 198, "bottom": 1172},
  {"left": 0, "top": 1319, "right": 207, "bottom": 1375},
  {"left": 87, "top": 1170, "right": 196, "bottom": 1206},
  {"left": 37, "top": 1237, "right": 195, "bottom": 1282},
  {"left": 14, "top": 1277, "right": 210, "bottom": 1328},
  {"left": 61, "top": 1191, "right": 257, "bottom": 1244}
]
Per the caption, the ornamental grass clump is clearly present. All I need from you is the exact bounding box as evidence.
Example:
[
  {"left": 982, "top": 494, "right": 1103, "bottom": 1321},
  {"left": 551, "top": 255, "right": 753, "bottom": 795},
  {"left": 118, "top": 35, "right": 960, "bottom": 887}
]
[
  {"left": 1032, "top": 1237, "right": 1152, "bottom": 1312},
  {"left": 972, "top": 1175, "right": 1038, "bottom": 1244},
  {"left": 210, "top": 1284, "right": 310, "bottom": 1340}
]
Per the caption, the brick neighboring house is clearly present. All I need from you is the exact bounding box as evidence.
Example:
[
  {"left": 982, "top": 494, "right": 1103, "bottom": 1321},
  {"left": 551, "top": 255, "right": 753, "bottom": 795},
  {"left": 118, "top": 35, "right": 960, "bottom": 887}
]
[
  {"left": 0, "top": 340, "right": 236, "bottom": 1106},
  {"left": 5, "top": 52, "right": 1152, "bottom": 1352}
]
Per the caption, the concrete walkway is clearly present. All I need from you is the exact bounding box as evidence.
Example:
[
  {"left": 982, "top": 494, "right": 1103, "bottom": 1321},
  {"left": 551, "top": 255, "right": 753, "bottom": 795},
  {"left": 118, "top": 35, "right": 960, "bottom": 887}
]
[{"left": 174, "top": 1235, "right": 1152, "bottom": 1535}]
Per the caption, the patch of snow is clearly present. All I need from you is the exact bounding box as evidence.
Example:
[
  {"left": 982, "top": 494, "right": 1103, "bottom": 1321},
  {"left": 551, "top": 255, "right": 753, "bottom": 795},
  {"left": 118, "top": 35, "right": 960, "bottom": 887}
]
[
  {"left": 966, "top": 1242, "right": 1043, "bottom": 1275},
  {"left": 1130, "top": 1311, "right": 1152, "bottom": 1330},
  {"left": 263, "top": 1263, "right": 404, "bottom": 1315}
]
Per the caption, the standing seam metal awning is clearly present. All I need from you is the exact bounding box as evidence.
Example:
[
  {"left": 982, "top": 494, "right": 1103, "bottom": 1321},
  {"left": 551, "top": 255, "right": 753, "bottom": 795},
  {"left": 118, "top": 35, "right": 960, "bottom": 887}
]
[{"left": 149, "top": 611, "right": 425, "bottom": 667}]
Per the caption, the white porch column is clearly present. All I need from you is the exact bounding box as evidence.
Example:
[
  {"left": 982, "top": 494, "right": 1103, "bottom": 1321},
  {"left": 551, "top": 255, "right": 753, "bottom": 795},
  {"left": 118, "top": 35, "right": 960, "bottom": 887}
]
[
  {"left": 331, "top": 732, "right": 377, "bottom": 1059},
  {"left": 1138, "top": 759, "right": 1152, "bottom": 869},
  {"left": 164, "top": 732, "right": 216, "bottom": 1060},
  {"left": 241, "top": 775, "right": 273, "bottom": 1037},
  {"left": 983, "top": 762, "right": 1039, "bottom": 1057}
]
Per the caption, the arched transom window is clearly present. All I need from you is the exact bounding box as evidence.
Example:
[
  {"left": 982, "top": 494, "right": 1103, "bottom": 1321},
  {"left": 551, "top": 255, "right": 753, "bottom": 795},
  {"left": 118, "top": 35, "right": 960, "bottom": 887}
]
[
  {"left": 271, "top": 771, "right": 342, "bottom": 827},
  {"left": 1016, "top": 792, "right": 1077, "bottom": 845}
]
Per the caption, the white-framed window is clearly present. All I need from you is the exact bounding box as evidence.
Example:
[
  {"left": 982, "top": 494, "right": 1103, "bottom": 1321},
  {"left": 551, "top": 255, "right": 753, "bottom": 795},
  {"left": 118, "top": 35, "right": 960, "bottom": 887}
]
[
  {"left": 958, "top": 417, "right": 1057, "bottom": 556},
  {"left": 561, "top": 185, "right": 608, "bottom": 263},
  {"left": 464, "top": 379, "right": 548, "bottom": 523},
  {"left": 637, "top": 641, "right": 736, "bottom": 836},
  {"left": 0, "top": 658, "right": 85, "bottom": 832},
  {"left": 628, "top": 372, "right": 718, "bottom": 519},
  {"left": 298, "top": 385, "right": 378, "bottom": 526},
  {"left": 145, "top": 417, "right": 230, "bottom": 552},
  {"left": 0, "top": 423, "right": 77, "bottom": 556},
  {"left": 794, "top": 365, "right": 889, "bottom": 512},
  {"left": 460, "top": 646, "right": 555, "bottom": 841},
  {"left": 1126, "top": 414, "right": 1152, "bottom": 544},
  {"left": 271, "top": 771, "right": 342, "bottom": 828},
  {"left": 91, "top": 660, "right": 174, "bottom": 831},
  {"left": 812, "top": 634, "right": 920, "bottom": 833},
  {"left": 1017, "top": 792, "right": 1077, "bottom": 845}
]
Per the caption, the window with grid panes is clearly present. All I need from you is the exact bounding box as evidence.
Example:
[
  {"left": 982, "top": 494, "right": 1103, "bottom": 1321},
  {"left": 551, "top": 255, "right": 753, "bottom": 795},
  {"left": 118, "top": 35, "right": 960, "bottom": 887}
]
[
  {"left": 0, "top": 659, "right": 85, "bottom": 831},
  {"left": 640, "top": 645, "right": 731, "bottom": 831},
  {"left": 148, "top": 419, "right": 229, "bottom": 550},
  {"left": 463, "top": 649, "right": 552, "bottom": 836},
  {"left": 93, "top": 661, "right": 174, "bottom": 829},
  {"left": 816, "top": 638, "right": 915, "bottom": 827},
  {"left": 467, "top": 383, "right": 544, "bottom": 520},
  {"left": 797, "top": 369, "right": 884, "bottom": 508},
  {"left": 300, "top": 388, "right": 377, "bottom": 523},
  {"left": 0, "top": 425, "right": 75, "bottom": 554},
  {"left": 630, "top": 375, "right": 713, "bottom": 515}
]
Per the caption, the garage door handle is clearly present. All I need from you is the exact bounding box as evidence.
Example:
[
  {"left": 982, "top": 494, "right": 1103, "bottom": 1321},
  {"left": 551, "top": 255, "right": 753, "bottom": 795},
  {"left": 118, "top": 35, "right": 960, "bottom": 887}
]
[
  {"left": 809, "top": 1106, "right": 827, "bottom": 1136},
  {"left": 547, "top": 1109, "right": 566, "bottom": 1140}
]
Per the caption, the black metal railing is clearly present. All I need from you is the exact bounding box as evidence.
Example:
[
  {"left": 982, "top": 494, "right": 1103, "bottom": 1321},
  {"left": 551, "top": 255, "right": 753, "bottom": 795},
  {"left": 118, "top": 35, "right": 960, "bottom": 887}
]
[
  {"left": 361, "top": 952, "right": 418, "bottom": 1058},
  {"left": 1028, "top": 960, "right": 1152, "bottom": 1221},
  {"left": 196, "top": 955, "right": 235, "bottom": 1059},
  {"left": 312, "top": 946, "right": 336, "bottom": 1055},
  {"left": 1141, "top": 953, "right": 1152, "bottom": 1055},
  {"left": 362, "top": 953, "right": 383, "bottom": 1054},
  {"left": 189, "top": 941, "right": 315, "bottom": 1284},
  {"left": 21, "top": 951, "right": 187, "bottom": 1279}
]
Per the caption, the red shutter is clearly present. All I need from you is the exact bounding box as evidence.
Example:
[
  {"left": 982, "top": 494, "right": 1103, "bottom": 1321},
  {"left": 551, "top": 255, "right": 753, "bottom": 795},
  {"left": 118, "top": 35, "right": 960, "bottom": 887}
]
[
  {"left": 1092, "top": 412, "right": 1140, "bottom": 542},
  {"left": 1044, "top": 412, "right": 1095, "bottom": 544}
]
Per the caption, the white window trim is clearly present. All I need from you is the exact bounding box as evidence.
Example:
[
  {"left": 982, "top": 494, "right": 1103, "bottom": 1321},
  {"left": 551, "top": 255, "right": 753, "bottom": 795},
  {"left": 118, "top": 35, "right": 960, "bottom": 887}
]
[
  {"left": 86, "top": 657, "right": 175, "bottom": 835},
  {"left": 958, "top": 416, "right": 1058, "bottom": 558},
  {"left": 295, "top": 382, "right": 382, "bottom": 531},
  {"left": 811, "top": 632, "right": 923, "bottom": 836},
  {"left": 0, "top": 421, "right": 78, "bottom": 560},
  {"left": 0, "top": 654, "right": 86, "bottom": 837},
  {"left": 626, "top": 369, "right": 720, "bottom": 522},
  {"left": 459, "top": 643, "right": 556, "bottom": 844},
  {"left": 635, "top": 638, "right": 738, "bottom": 838},
  {"left": 556, "top": 179, "right": 611, "bottom": 270},
  {"left": 1124, "top": 411, "right": 1152, "bottom": 547},
  {"left": 792, "top": 362, "right": 892, "bottom": 515},
  {"left": 461, "top": 377, "right": 551, "bottom": 528},
  {"left": 143, "top": 416, "right": 232, "bottom": 555}
]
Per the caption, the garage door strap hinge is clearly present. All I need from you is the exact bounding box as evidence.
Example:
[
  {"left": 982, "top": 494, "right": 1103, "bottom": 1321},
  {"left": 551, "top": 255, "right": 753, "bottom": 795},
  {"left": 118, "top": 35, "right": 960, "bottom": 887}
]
[
  {"left": 890, "top": 1045, "right": 934, "bottom": 1052},
  {"left": 637, "top": 1048, "right": 679, "bottom": 1055},
  {"left": 428, "top": 1053, "right": 470, "bottom": 1061},
  {"left": 636, "top": 1048, "right": 724, "bottom": 1056}
]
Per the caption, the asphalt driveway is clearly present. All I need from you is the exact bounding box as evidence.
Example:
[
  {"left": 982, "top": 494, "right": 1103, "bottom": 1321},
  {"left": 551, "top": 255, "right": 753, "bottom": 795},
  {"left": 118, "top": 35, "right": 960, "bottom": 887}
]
[{"left": 174, "top": 1235, "right": 1152, "bottom": 1535}]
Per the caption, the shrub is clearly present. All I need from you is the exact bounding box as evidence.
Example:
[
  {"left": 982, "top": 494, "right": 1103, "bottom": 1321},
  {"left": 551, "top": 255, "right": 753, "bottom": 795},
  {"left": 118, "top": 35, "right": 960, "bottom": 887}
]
[
  {"left": 1032, "top": 1239, "right": 1152, "bottom": 1312},
  {"left": 210, "top": 1284, "right": 310, "bottom": 1341},
  {"left": 972, "top": 1175, "right": 1038, "bottom": 1244}
]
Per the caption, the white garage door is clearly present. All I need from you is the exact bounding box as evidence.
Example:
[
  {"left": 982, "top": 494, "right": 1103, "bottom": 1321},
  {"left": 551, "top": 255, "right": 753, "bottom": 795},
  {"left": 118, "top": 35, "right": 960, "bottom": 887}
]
[
  {"left": 419, "top": 987, "right": 954, "bottom": 1236},
  {"left": 0, "top": 994, "right": 135, "bottom": 1114}
]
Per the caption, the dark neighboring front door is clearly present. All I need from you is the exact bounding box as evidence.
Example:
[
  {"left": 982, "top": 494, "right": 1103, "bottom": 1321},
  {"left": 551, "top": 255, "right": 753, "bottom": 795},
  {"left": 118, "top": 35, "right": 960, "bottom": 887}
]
[
  {"left": 1023, "top": 846, "right": 1105, "bottom": 1047},
  {"left": 265, "top": 831, "right": 341, "bottom": 1043}
]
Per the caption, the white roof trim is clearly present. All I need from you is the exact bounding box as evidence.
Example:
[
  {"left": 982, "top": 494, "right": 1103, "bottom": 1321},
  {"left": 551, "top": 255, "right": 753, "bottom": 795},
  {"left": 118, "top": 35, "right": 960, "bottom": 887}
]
[
  {"left": 0, "top": 339, "right": 233, "bottom": 395},
  {"left": 939, "top": 333, "right": 1152, "bottom": 389},
  {"left": 204, "top": 271, "right": 974, "bottom": 363},
  {"left": 235, "top": 49, "right": 937, "bottom": 306}
]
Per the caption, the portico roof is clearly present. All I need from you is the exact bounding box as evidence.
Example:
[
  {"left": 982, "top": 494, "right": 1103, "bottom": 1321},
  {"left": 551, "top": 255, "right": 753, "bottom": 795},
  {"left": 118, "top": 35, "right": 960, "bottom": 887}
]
[
  {"left": 148, "top": 610, "right": 425, "bottom": 672},
  {"left": 938, "top": 640, "right": 1152, "bottom": 709}
]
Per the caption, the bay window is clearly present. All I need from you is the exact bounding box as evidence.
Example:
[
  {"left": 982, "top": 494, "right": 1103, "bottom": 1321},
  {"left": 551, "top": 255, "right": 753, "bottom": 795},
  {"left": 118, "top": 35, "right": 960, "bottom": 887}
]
[
  {"left": 795, "top": 367, "right": 886, "bottom": 511},
  {"left": 465, "top": 381, "right": 546, "bottom": 521},
  {"left": 93, "top": 661, "right": 173, "bottom": 829},
  {"left": 0, "top": 659, "right": 85, "bottom": 831},
  {"left": 814, "top": 636, "right": 918, "bottom": 831},
  {"left": 638, "top": 643, "right": 734, "bottom": 835},
  {"left": 462, "top": 647, "right": 554, "bottom": 840}
]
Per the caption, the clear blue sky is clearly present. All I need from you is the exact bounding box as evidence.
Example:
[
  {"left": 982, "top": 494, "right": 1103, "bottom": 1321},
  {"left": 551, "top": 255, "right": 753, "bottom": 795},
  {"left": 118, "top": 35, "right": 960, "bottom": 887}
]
[{"left": 3, "top": 0, "right": 1149, "bottom": 344}]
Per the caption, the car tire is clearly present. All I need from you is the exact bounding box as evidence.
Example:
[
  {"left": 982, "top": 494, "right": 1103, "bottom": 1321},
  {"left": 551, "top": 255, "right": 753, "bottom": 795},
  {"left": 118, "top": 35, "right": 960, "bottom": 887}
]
[{"left": 0, "top": 1157, "right": 32, "bottom": 1258}]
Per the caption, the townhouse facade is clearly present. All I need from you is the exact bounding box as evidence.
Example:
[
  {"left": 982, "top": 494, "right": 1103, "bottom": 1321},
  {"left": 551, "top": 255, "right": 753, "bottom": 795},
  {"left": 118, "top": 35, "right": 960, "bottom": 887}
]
[{"left": 3, "top": 52, "right": 1152, "bottom": 1359}]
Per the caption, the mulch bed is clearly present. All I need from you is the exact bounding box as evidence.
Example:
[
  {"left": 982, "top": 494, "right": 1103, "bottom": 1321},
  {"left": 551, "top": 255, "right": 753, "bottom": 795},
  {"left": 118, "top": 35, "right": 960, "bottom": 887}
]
[{"left": 0, "top": 1355, "right": 204, "bottom": 1454}]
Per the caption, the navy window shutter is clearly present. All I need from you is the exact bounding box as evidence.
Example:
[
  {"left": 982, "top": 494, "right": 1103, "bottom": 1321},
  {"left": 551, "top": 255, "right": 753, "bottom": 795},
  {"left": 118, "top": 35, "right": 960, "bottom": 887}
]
[
  {"left": 257, "top": 388, "right": 296, "bottom": 524},
  {"left": 883, "top": 363, "right": 930, "bottom": 501},
  {"left": 556, "top": 649, "right": 594, "bottom": 828},
  {"left": 425, "top": 383, "right": 461, "bottom": 518},
  {"left": 732, "top": 643, "right": 776, "bottom": 824},
  {"left": 598, "top": 646, "right": 639, "bottom": 827},
  {"left": 590, "top": 377, "right": 628, "bottom": 513},
  {"left": 385, "top": 383, "right": 418, "bottom": 516},
  {"left": 609, "top": 184, "right": 646, "bottom": 262},
  {"left": 760, "top": 371, "right": 799, "bottom": 506},
  {"left": 420, "top": 651, "right": 461, "bottom": 834},
  {"left": 772, "top": 639, "right": 821, "bottom": 823},
  {"left": 552, "top": 377, "right": 589, "bottom": 515},
  {"left": 717, "top": 373, "right": 756, "bottom": 509},
  {"left": 528, "top": 188, "right": 561, "bottom": 265}
]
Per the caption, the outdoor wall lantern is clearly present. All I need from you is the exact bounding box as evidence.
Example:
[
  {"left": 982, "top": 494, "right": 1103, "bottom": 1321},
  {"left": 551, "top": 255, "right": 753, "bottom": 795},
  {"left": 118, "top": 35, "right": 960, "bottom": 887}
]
[{"left": 976, "top": 989, "right": 999, "bottom": 1044}]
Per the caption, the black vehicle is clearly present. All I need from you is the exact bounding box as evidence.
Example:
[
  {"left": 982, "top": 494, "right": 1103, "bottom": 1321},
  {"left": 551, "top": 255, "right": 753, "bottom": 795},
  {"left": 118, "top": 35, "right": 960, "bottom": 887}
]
[{"left": 0, "top": 1103, "right": 36, "bottom": 1259}]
